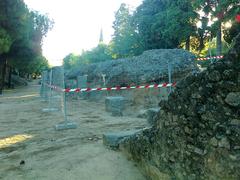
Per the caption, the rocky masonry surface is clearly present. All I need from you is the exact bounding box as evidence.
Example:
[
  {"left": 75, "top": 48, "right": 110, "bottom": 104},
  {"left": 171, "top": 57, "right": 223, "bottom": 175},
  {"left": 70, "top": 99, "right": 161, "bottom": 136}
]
[
  {"left": 67, "top": 49, "right": 196, "bottom": 86},
  {"left": 120, "top": 34, "right": 240, "bottom": 179}
]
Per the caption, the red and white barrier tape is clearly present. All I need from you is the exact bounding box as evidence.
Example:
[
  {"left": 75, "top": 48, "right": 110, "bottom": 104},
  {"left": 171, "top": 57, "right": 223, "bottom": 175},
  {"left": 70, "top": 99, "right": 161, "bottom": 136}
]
[
  {"left": 44, "top": 82, "right": 176, "bottom": 93},
  {"left": 64, "top": 82, "right": 176, "bottom": 93},
  {"left": 196, "top": 55, "right": 223, "bottom": 61},
  {"left": 44, "top": 83, "right": 64, "bottom": 92}
]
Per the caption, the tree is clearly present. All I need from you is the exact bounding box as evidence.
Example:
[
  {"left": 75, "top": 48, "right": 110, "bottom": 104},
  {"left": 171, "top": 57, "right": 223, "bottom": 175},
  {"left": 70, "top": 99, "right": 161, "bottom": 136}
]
[
  {"left": 63, "top": 53, "right": 79, "bottom": 70},
  {"left": 224, "top": 22, "right": 240, "bottom": 44},
  {"left": 158, "top": 0, "right": 197, "bottom": 50},
  {"left": 132, "top": 0, "right": 197, "bottom": 51},
  {"left": 110, "top": 3, "right": 144, "bottom": 58},
  {"left": 79, "top": 44, "right": 112, "bottom": 64},
  {"left": 193, "top": 0, "right": 240, "bottom": 55},
  {"left": 0, "top": 0, "right": 30, "bottom": 93},
  {"left": 0, "top": 0, "right": 53, "bottom": 93},
  {"left": 63, "top": 44, "right": 113, "bottom": 70}
]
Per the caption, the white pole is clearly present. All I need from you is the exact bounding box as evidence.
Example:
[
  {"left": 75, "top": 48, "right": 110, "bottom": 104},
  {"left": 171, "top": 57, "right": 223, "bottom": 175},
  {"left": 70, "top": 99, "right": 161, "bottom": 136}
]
[
  {"left": 48, "top": 69, "right": 53, "bottom": 108},
  {"left": 168, "top": 61, "right": 172, "bottom": 94},
  {"left": 102, "top": 74, "right": 106, "bottom": 86}
]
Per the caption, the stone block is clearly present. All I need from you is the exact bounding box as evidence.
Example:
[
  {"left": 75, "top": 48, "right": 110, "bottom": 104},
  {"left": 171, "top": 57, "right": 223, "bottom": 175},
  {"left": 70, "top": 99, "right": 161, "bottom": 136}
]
[
  {"left": 103, "top": 129, "right": 142, "bottom": 149},
  {"left": 105, "top": 96, "right": 125, "bottom": 116},
  {"left": 77, "top": 75, "right": 88, "bottom": 88},
  {"left": 147, "top": 108, "right": 160, "bottom": 125},
  {"left": 65, "top": 79, "right": 77, "bottom": 88},
  {"left": 225, "top": 92, "right": 240, "bottom": 107},
  {"left": 137, "top": 109, "right": 148, "bottom": 118}
]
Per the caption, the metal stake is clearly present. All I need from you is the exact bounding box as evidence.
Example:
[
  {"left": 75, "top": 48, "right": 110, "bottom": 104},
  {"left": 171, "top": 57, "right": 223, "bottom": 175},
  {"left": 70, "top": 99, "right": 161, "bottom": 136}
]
[
  {"left": 55, "top": 67, "right": 77, "bottom": 130},
  {"left": 42, "top": 69, "right": 58, "bottom": 112},
  {"left": 168, "top": 61, "right": 172, "bottom": 94}
]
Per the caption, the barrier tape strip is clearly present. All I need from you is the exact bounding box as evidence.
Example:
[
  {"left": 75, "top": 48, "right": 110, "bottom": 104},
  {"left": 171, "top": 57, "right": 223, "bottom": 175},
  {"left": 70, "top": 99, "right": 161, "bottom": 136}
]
[
  {"left": 196, "top": 55, "right": 223, "bottom": 61},
  {"left": 43, "top": 82, "right": 176, "bottom": 93},
  {"left": 44, "top": 83, "right": 64, "bottom": 92}
]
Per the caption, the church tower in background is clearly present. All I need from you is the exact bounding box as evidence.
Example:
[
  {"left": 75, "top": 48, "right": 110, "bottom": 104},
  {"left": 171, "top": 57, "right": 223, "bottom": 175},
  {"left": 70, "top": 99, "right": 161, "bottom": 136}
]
[{"left": 99, "top": 28, "right": 103, "bottom": 44}]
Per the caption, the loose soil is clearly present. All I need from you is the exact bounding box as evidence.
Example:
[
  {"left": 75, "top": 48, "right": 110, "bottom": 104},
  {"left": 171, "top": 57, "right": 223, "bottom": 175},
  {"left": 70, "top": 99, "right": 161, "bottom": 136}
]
[{"left": 0, "top": 81, "right": 147, "bottom": 180}]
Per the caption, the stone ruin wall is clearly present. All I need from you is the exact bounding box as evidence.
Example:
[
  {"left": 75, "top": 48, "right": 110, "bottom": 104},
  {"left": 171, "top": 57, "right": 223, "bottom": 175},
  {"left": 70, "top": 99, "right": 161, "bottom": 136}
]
[
  {"left": 65, "top": 49, "right": 197, "bottom": 112},
  {"left": 120, "top": 34, "right": 240, "bottom": 179}
]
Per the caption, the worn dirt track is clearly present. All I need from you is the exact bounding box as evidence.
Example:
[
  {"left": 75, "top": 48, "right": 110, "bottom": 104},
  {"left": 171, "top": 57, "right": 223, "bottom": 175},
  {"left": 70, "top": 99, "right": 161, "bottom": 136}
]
[{"left": 0, "top": 81, "right": 147, "bottom": 180}]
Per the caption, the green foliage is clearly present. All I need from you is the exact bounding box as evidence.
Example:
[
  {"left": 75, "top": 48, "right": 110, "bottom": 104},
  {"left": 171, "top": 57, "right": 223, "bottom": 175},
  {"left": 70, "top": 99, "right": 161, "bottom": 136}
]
[
  {"left": 133, "top": 0, "right": 167, "bottom": 49},
  {"left": 63, "top": 53, "right": 79, "bottom": 70},
  {"left": 63, "top": 44, "right": 112, "bottom": 70},
  {"left": 132, "top": 0, "right": 197, "bottom": 50},
  {"left": 0, "top": 0, "right": 28, "bottom": 55},
  {"left": 81, "top": 44, "right": 112, "bottom": 63},
  {"left": 0, "top": 29, "right": 11, "bottom": 54},
  {"left": 0, "top": 0, "right": 52, "bottom": 73},
  {"left": 193, "top": 0, "right": 240, "bottom": 54},
  {"left": 12, "top": 55, "right": 49, "bottom": 75},
  {"left": 64, "top": 0, "right": 240, "bottom": 71},
  {"left": 224, "top": 22, "right": 240, "bottom": 44},
  {"left": 26, "top": 56, "right": 49, "bottom": 75},
  {"left": 110, "top": 3, "right": 144, "bottom": 58}
]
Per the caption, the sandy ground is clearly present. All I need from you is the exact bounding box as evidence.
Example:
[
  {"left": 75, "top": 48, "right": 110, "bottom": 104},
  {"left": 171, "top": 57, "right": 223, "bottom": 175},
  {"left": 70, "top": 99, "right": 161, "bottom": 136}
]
[{"left": 0, "top": 81, "right": 147, "bottom": 180}]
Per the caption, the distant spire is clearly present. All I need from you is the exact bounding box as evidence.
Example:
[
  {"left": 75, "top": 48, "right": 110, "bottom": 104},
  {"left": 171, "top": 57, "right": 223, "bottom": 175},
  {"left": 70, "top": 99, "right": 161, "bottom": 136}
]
[{"left": 99, "top": 28, "right": 103, "bottom": 43}]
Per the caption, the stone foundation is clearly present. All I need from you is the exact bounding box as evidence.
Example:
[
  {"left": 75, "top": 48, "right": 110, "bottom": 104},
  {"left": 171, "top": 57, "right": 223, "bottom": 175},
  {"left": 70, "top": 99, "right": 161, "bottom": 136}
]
[{"left": 120, "top": 34, "right": 240, "bottom": 179}]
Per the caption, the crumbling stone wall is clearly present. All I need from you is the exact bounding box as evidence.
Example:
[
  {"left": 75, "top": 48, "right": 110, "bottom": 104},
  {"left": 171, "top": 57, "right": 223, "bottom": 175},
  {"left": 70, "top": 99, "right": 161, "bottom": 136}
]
[
  {"left": 67, "top": 49, "right": 197, "bottom": 86},
  {"left": 120, "top": 34, "right": 240, "bottom": 179},
  {"left": 65, "top": 49, "right": 197, "bottom": 110}
]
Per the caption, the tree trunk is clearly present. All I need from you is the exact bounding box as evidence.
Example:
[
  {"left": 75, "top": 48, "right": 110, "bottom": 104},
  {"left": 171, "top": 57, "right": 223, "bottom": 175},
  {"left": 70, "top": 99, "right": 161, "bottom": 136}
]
[
  {"left": 0, "top": 59, "right": 3, "bottom": 95},
  {"left": 216, "top": 21, "right": 222, "bottom": 55},
  {"left": 186, "top": 36, "right": 190, "bottom": 51},
  {"left": 0, "top": 56, "right": 7, "bottom": 95},
  {"left": 198, "top": 35, "right": 205, "bottom": 55},
  {"left": 8, "top": 66, "right": 12, "bottom": 88}
]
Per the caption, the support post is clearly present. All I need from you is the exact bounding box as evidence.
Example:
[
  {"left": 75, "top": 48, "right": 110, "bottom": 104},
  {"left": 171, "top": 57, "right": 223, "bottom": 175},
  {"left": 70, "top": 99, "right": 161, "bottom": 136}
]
[
  {"left": 42, "top": 69, "right": 59, "bottom": 112},
  {"left": 55, "top": 66, "right": 77, "bottom": 130},
  {"left": 168, "top": 61, "right": 172, "bottom": 94}
]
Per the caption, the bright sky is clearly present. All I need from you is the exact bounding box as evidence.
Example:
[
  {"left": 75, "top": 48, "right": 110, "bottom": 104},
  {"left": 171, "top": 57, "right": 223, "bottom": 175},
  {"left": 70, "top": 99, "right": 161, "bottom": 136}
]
[{"left": 24, "top": 0, "right": 143, "bottom": 66}]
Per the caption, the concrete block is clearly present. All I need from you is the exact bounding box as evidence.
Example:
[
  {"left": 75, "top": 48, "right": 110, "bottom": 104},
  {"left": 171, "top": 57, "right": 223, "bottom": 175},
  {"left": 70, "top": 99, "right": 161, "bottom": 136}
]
[
  {"left": 105, "top": 96, "right": 125, "bottom": 116},
  {"left": 55, "top": 121, "right": 77, "bottom": 131}
]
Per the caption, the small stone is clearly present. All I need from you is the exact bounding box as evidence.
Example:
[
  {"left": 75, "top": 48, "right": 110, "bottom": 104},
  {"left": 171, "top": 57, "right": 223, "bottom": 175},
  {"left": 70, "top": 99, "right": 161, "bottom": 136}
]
[
  {"left": 169, "top": 156, "right": 175, "bottom": 162},
  {"left": 225, "top": 92, "right": 240, "bottom": 107},
  {"left": 229, "top": 154, "right": 238, "bottom": 161},
  {"left": 184, "top": 126, "right": 191, "bottom": 134},
  {"left": 226, "top": 129, "right": 231, "bottom": 135},
  {"left": 206, "top": 83, "right": 213, "bottom": 88},
  {"left": 233, "top": 146, "right": 240, "bottom": 150},
  {"left": 210, "top": 137, "right": 218, "bottom": 147},
  {"left": 193, "top": 147, "right": 206, "bottom": 155},
  {"left": 218, "top": 137, "right": 230, "bottom": 150},
  {"left": 223, "top": 69, "right": 234, "bottom": 80},
  {"left": 208, "top": 70, "right": 221, "bottom": 82},
  {"left": 230, "top": 119, "right": 240, "bottom": 126},
  {"left": 191, "top": 93, "right": 201, "bottom": 99}
]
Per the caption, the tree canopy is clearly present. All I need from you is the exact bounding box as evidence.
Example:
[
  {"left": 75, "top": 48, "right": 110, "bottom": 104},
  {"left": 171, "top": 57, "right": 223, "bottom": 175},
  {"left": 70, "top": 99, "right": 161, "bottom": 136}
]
[
  {"left": 0, "top": 0, "right": 53, "bottom": 93},
  {"left": 63, "top": 0, "right": 239, "bottom": 70}
]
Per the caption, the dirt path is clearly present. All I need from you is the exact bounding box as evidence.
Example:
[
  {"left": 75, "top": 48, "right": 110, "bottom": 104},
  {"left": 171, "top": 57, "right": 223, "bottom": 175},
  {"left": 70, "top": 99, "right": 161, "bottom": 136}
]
[{"left": 0, "top": 81, "right": 147, "bottom": 180}]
